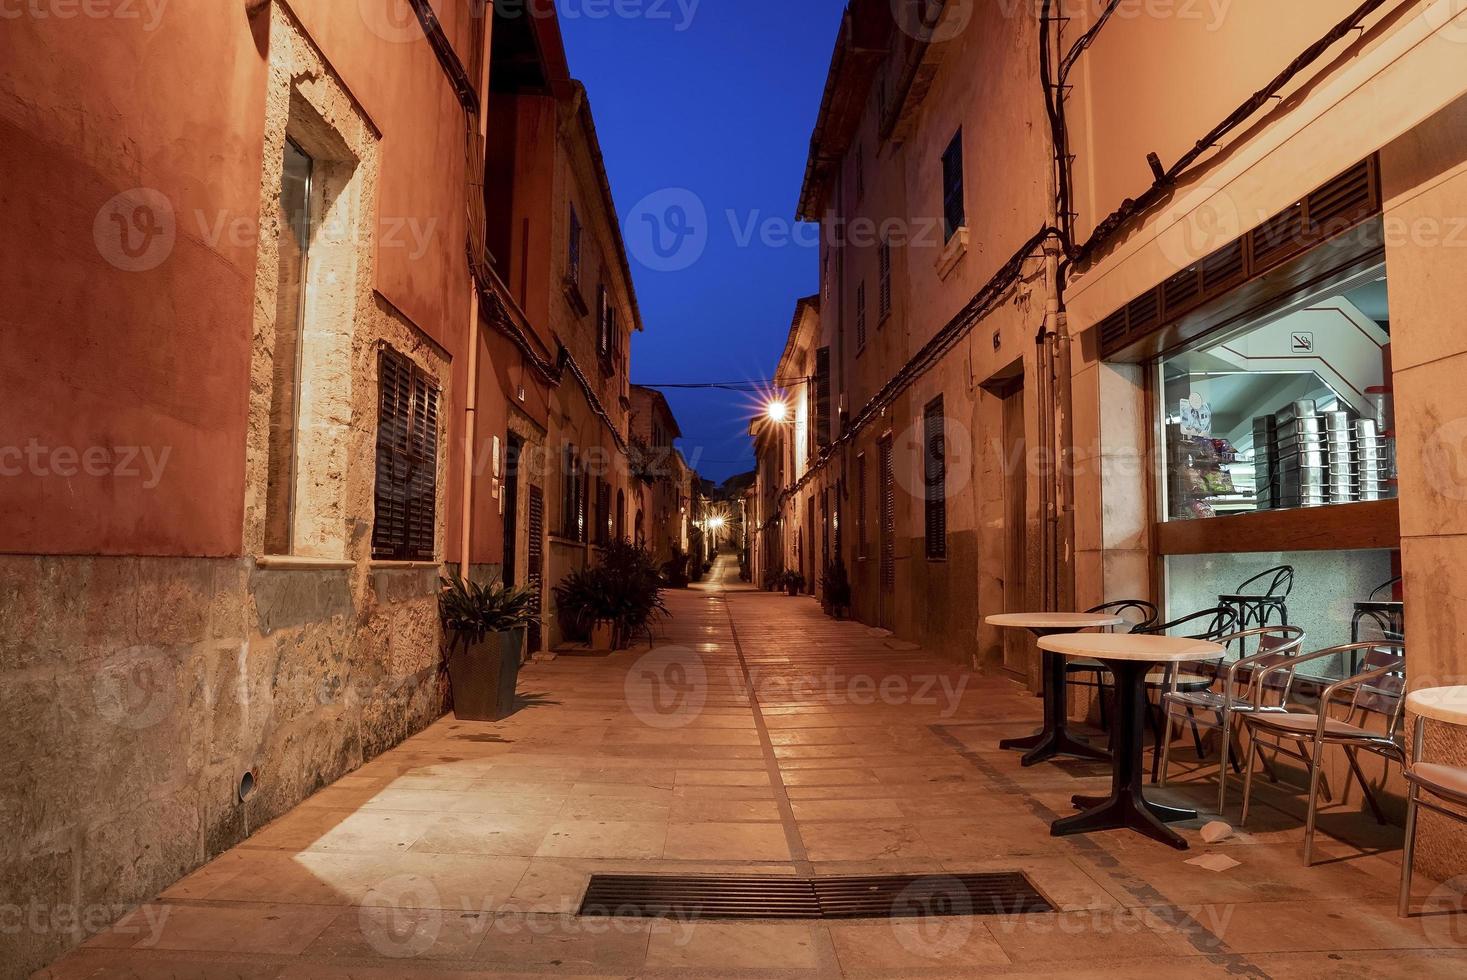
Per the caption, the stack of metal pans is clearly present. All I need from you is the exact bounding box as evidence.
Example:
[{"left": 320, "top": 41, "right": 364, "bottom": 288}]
[
  {"left": 1252, "top": 415, "right": 1278, "bottom": 511},
  {"left": 1357, "top": 419, "right": 1386, "bottom": 500},
  {"left": 1324, "top": 411, "right": 1356, "bottom": 504},
  {"left": 1276, "top": 399, "right": 1325, "bottom": 508}
]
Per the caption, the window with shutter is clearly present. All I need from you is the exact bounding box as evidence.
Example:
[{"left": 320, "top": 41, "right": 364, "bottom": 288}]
[
  {"left": 942, "top": 129, "right": 965, "bottom": 242},
  {"left": 815, "top": 347, "right": 831, "bottom": 449},
  {"left": 595, "top": 478, "right": 611, "bottom": 547},
  {"left": 596, "top": 286, "right": 610, "bottom": 358},
  {"left": 527, "top": 485, "right": 545, "bottom": 651},
  {"left": 568, "top": 207, "right": 582, "bottom": 289},
  {"left": 924, "top": 397, "right": 947, "bottom": 560},
  {"left": 562, "top": 446, "right": 586, "bottom": 542},
  {"left": 372, "top": 345, "right": 439, "bottom": 561},
  {"left": 878, "top": 435, "right": 895, "bottom": 593},
  {"left": 856, "top": 453, "right": 868, "bottom": 559},
  {"left": 879, "top": 238, "right": 892, "bottom": 321},
  {"left": 855, "top": 282, "right": 867, "bottom": 353}
]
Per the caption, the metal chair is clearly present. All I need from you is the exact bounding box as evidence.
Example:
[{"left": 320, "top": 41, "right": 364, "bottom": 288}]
[
  {"left": 1066, "top": 600, "right": 1159, "bottom": 730},
  {"left": 1219, "top": 565, "right": 1295, "bottom": 640},
  {"left": 1157, "top": 625, "right": 1307, "bottom": 815},
  {"left": 1240, "top": 641, "right": 1407, "bottom": 865},
  {"left": 1399, "top": 686, "right": 1467, "bottom": 917},
  {"left": 1139, "top": 606, "right": 1241, "bottom": 781},
  {"left": 1351, "top": 576, "right": 1404, "bottom": 671}
]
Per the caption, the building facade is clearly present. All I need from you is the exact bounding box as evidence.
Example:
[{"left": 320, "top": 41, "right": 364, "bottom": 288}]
[
  {"left": 0, "top": 1, "right": 648, "bottom": 972},
  {"left": 760, "top": 0, "right": 1467, "bottom": 876},
  {"left": 629, "top": 384, "right": 687, "bottom": 567}
]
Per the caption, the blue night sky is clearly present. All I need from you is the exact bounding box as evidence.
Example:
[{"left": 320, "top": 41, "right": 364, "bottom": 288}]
[{"left": 559, "top": 0, "right": 846, "bottom": 484}]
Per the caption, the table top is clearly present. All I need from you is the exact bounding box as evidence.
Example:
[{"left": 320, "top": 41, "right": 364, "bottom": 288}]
[
  {"left": 985, "top": 613, "right": 1124, "bottom": 630},
  {"left": 1038, "top": 632, "right": 1226, "bottom": 663},
  {"left": 1407, "top": 686, "right": 1467, "bottom": 726}
]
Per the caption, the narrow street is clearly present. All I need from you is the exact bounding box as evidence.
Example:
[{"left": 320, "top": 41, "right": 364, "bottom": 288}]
[{"left": 39, "top": 555, "right": 1455, "bottom": 978}]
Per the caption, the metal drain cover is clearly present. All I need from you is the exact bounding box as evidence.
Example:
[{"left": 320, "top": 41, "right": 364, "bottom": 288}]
[{"left": 579, "top": 872, "right": 1053, "bottom": 920}]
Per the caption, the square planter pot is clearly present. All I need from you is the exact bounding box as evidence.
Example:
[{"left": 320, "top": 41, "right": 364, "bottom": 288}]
[
  {"left": 445, "top": 627, "right": 526, "bottom": 722},
  {"left": 589, "top": 620, "right": 617, "bottom": 652}
]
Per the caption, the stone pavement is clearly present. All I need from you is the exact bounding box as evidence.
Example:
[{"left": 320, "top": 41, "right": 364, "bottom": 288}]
[{"left": 37, "top": 555, "right": 1467, "bottom": 978}]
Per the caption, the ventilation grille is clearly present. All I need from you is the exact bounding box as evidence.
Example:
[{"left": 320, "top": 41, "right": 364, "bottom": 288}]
[
  {"left": 1097, "top": 156, "right": 1380, "bottom": 359},
  {"left": 579, "top": 873, "right": 1054, "bottom": 921}
]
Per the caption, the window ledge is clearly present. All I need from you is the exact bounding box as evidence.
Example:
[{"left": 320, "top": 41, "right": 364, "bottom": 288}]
[
  {"left": 255, "top": 555, "right": 355, "bottom": 571},
  {"left": 563, "top": 279, "right": 588, "bottom": 316},
  {"left": 936, "top": 227, "right": 969, "bottom": 280},
  {"left": 369, "top": 560, "right": 442, "bottom": 570}
]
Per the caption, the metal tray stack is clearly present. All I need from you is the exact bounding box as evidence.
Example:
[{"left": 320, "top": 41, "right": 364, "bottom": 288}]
[
  {"left": 1357, "top": 419, "right": 1387, "bottom": 500},
  {"left": 1251, "top": 415, "right": 1279, "bottom": 511},
  {"left": 1275, "top": 399, "right": 1325, "bottom": 508},
  {"left": 1324, "top": 411, "right": 1357, "bottom": 504}
]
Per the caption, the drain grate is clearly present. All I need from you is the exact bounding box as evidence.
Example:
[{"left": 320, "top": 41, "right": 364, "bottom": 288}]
[{"left": 578, "top": 873, "right": 1053, "bottom": 920}]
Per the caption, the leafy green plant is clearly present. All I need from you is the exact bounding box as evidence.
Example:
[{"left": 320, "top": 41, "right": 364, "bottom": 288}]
[
  {"left": 662, "top": 547, "right": 690, "bottom": 587},
  {"left": 555, "top": 540, "right": 670, "bottom": 646},
  {"left": 781, "top": 570, "right": 806, "bottom": 594},
  {"left": 820, "top": 560, "right": 852, "bottom": 614},
  {"left": 439, "top": 572, "right": 539, "bottom": 649}
]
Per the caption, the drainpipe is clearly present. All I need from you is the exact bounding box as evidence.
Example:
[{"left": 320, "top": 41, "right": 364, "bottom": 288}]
[{"left": 460, "top": 15, "right": 495, "bottom": 579}]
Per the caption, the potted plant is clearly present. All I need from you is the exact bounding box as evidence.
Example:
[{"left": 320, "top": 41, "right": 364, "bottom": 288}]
[
  {"left": 439, "top": 572, "right": 539, "bottom": 722},
  {"left": 662, "top": 547, "right": 690, "bottom": 588},
  {"left": 555, "top": 541, "right": 670, "bottom": 651},
  {"left": 783, "top": 570, "right": 806, "bottom": 597},
  {"left": 820, "top": 560, "right": 853, "bottom": 619}
]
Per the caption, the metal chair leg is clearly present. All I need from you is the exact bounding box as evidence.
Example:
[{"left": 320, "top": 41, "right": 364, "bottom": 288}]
[
  {"left": 1303, "top": 737, "right": 1326, "bottom": 866},
  {"left": 1399, "top": 784, "right": 1419, "bottom": 918},
  {"left": 1240, "top": 733, "right": 1259, "bottom": 827},
  {"left": 1187, "top": 706, "right": 1205, "bottom": 758},
  {"left": 1159, "top": 705, "right": 1177, "bottom": 788},
  {"left": 1218, "top": 710, "right": 1232, "bottom": 816},
  {"left": 1344, "top": 746, "right": 1388, "bottom": 825}
]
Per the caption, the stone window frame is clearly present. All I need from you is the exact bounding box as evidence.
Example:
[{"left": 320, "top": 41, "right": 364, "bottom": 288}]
[{"left": 245, "top": 5, "right": 383, "bottom": 562}]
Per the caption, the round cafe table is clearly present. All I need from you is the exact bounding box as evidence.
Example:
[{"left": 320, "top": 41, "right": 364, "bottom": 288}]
[
  {"left": 1038, "top": 631, "right": 1226, "bottom": 850},
  {"left": 985, "top": 613, "right": 1123, "bottom": 766}
]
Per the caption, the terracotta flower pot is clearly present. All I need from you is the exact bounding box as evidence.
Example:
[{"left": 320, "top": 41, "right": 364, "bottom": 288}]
[
  {"left": 445, "top": 627, "right": 525, "bottom": 722},
  {"left": 590, "top": 620, "right": 617, "bottom": 652}
]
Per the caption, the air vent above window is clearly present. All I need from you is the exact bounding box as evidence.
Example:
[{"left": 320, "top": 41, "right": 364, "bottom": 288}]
[
  {"left": 1095, "top": 155, "right": 1381, "bottom": 360},
  {"left": 1250, "top": 202, "right": 1307, "bottom": 268},
  {"left": 1307, "top": 159, "right": 1374, "bottom": 234}
]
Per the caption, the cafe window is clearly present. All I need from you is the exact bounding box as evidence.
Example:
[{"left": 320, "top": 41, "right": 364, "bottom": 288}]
[{"left": 1158, "top": 265, "right": 1396, "bottom": 523}]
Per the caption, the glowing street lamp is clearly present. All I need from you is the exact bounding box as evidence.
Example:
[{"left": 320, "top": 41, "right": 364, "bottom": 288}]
[
  {"left": 707, "top": 515, "right": 727, "bottom": 532},
  {"left": 765, "top": 399, "right": 789, "bottom": 424}
]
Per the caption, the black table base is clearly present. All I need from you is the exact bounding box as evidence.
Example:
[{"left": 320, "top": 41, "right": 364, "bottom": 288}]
[
  {"left": 1001, "top": 636, "right": 1111, "bottom": 767},
  {"left": 1051, "top": 658, "right": 1196, "bottom": 850}
]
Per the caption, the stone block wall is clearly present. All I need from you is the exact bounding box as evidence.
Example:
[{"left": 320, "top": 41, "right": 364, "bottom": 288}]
[{"left": 0, "top": 555, "right": 445, "bottom": 973}]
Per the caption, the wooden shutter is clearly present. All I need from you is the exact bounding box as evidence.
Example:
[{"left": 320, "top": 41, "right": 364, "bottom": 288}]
[
  {"left": 815, "top": 347, "right": 831, "bottom": 448},
  {"left": 568, "top": 208, "right": 582, "bottom": 288},
  {"left": 372, "top": 345, "right": 438, "bottom": 561},
  {"left": 856, "top": 453, "right": 868, "bottom": 559},
  {"left": 595, "top": 478, "right": 611, "bottom": 546},
  {"left": 942, "top": 129, "right": 965, "bottom": 240},
  {"left": 527, "top": 484, "right": 545, "bottom": 651},
  {"left": 924, "top": 397, "right": 947, "bottom": 560},
  {"left": 878, "top": 435, "right": 895, "bottom": 593},
  {"left": 879, "top": 239, "right": 892, "bottom": 320},
  {"left": 856, "top": 282, "right": 867, "bottom": 351}
]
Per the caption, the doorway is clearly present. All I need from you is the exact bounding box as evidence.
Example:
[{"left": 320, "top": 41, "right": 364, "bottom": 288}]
[
  {"left": 502, "top": 434, "right": 523, "bottom": 585},
  {"left": 999, "top": 382, "right": 1029, "bottom": 676}
]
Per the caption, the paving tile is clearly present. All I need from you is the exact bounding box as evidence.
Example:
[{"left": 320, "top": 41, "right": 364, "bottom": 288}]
[
  {"left": 662, "top": 821, "right": 793, "bottom": 861},
  {"left": 644, "top": 921, "right": 819, "bottom": 970},
  {"left": 535, "top": 820, "right": 668, "bottom": 860}
]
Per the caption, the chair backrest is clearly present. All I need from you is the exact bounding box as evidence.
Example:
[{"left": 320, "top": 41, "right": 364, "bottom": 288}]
[
  {"left": 1369, "top": 576, "right": 1403, "bottom": 602},
  {"left": 1351, "top": 644, "right": 1408, "bottom": 736},
  {"left": 1142, "top": 606, "right": 1240, "bottom": 641},
  {"left": 1219, "top": 625, "right": 1306, "bottom": 706},
  {"left": 1237, "top": 565, "right": 1295, "bottom": 599},
  {"left": 1086, "top": 600, "right": 1160, "bottom": 634}
]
